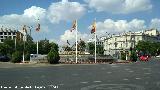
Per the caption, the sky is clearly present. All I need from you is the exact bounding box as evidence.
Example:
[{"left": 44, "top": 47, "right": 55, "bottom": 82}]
[{"left": 0, "top": 0, "right": 160, "bottom": 46}]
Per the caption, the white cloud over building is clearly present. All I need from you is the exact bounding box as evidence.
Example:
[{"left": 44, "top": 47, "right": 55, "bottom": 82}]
[{"left": 85, "top": 0, "right": 152, "bottom": 14}]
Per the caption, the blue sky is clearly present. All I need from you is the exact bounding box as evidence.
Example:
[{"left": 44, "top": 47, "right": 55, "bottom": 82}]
[{"left": 0, "top": 0, "right": 160, "bottom": 45}]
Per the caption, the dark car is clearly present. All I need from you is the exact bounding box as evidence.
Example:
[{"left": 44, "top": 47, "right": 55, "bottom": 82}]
[{"left": 0, "top": 55, "right": 10, "bottom": 62}]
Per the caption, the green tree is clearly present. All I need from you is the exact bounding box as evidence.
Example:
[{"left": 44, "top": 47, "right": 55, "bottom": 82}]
[
  {"left": 136, "top": 41, "right": 160, "bottom": 56},
  {"left": 11, "top": 51, "right": 22, "bottom": 63},
  {"left": 97, "top": 45, "right": 104, "bottom": 55},
  {"left": 87, "top": 42, "right": 94, "bottom": 54},
  {"left": 47, "top": 42, "right": 60, "bottom": 64},
  {"left": 78, "top": 40, "right": 86, "bottom": 52}
]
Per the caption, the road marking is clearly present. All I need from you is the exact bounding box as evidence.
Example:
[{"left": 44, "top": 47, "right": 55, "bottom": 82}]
[
  {"left": 101, "top": 68, "right": 106, "bottom": 70},
  {"left": 144, "top": 73, "right": 151, "bottom": 75},
  {"left": 81, "top": 84, "right": 145, "bottom": 90},
  {"left": 111, "top": 66, "right": 119, "bottom": 67},
  {"left": 40, "top": 75, "right": 45, "bottom": 78},
  {"left": 128, "top": 71, "right": 134, "bottom": 73},
  {"left": 135, "top": 78, "right": 141, "bottom": 80},
  {"left": 59, "top": 84, "right": 64, "bottom": 86},
  {"left": 24, "top": 76, "right": 30, "bottom": 79},
  {"left": 107, "top": 72, "right": 112, "bottom": 74},
  {"left": 93, "top": 81, "right": 102, "bottom": 83},
  {"left": 80, "top": 82, "right": 88, "bottom": 84},
  {"left": 125, "top": 69, "right": 130, "bottom": 71},
  {"left": 142, "top": 68, "right": 151, "bottom": 70},
  {"left": 123, "top": 78, "right": 129, "bottom": 80}
]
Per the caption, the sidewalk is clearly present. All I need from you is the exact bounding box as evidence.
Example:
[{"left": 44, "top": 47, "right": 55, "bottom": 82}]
[{"left": 114, "top": 59, "right": 131, "bottom": 63}]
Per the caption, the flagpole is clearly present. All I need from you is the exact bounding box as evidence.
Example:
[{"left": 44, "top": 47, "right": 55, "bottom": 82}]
[
  {"left": 37, "top": 19, "right": 39, "bottom": 56},
  {"left": 15, "top": 36, "right": 16, "bottom": 51},
  {"left": 94, "top": 19, "right": 96, "bottom": 63},
  {"left": 37, "top": 40, "right": 38, "bottom": 55},
  {"left": 95, "top": 30, "right": 96, "bottom": 63},
  {"left": 76, "top": 20, "right": 78, "bottom": 63},
  {"left": 22, "top": 25, "right": 26, "bottom": 63},
  {"left": 23, "top": 30, "right": 26, "bottom": 63}
]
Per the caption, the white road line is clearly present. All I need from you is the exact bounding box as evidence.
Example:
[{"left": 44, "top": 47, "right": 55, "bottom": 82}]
[
  {"left": 128, "top": 71, "right": 134, "bottom": 73},
  {"left": 93, "top": 81, "right": 102, "bottom": 83},
  {"left": 125, "top": 69, "right": 130, "bottom": 71},
  {"left": 144, "top": 73, "right": 151, "bottom": 75},
  {"left": 123, "top": 78, "right": 129, "bottom": 80},
  {"left": 135, "top": 78, "right": 141, "bottom": 80},
  {"left": 59, "top": 84, "right": 64, "bottom": 86},
  {"left": 80, "top": 82, "right": 88, "bottom": 84},
  {"left": 107, "top": 72, "right": 112, "bottom": 74}
]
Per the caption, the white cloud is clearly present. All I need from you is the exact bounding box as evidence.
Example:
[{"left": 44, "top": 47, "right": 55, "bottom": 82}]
[
  {"left": 150, "top": 18, "right": 160, "bottom": 29},
  {"left": 47, "top": 0, "right": 86, "bottom": 23},
  {"left": 23, "top": 6, "right": 46, "bottom": 19},
  {"left": 89, "top": 19, "right": 146, "bottom": 36},
  {"left": 0, "top": 6, "right": 47, "bottom": 29},
  {"left": 85, "top": 0, "right": 152, "bottom": 14},
  {"left": 60, "top": 30, "right": 88, "bottom": 45}
]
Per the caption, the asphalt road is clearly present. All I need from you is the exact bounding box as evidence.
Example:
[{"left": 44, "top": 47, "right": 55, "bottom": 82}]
[{"left": 0, "top": 59, "right": 160, "bottom": 90}]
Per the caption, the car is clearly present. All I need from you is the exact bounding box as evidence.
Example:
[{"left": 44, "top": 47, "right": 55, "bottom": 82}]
[
  {"left": 156, "top": 55, "right": 160, "bottom": 58},
  {"left": 0, "top": 55, "right": 10, "bottom": 62},
  {"left": 139, "top": 55, "right": 150, "bottom": 61}
]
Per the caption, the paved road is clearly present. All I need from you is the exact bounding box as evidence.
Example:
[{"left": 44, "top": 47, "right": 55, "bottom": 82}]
[{"left": 0, "top": 59, "right": 160, "bottom": 90}]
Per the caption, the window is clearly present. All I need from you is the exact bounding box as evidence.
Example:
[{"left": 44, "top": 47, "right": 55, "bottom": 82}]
[
  {"left": 4, "top": 32, "right": 7, "bottom": 35},
  {"left": 8, "top": 32, "right": 11, "bottom": 35},
  {"left": 0, "top": 32, "right": 2, "bottom": 35},
  {"left": 1, "top": 39, "right": 3, "bottom": 42}
]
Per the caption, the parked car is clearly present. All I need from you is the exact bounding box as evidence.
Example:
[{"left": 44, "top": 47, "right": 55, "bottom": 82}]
[
  {"left": 139, "top": 55, "right": 150, "bottom": 61},
  {"left": 0, "top": 55, "right": 10, "bottom": 62}
]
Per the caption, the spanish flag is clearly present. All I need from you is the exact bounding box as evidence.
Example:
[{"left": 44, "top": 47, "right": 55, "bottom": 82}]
[
  {"left": 36, "top": 23, "right": 40, "bottom": 31},
  {"left": 91, "top": 20, "right": 96, "bottom": 34},
  {"left": 70, "top": 20, "right": 77, "bottom": 32}
]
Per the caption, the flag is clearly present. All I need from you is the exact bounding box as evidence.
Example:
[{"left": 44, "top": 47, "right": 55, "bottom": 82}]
[
  {"left": 23, "top": 25, "right": 27, "bottom": 33},
  {"left": 91, "top": 20, "right": 96, "bottom": 34},
  {"left": 70, "top": 20, "right": 76, "bottom": 32},
  {"left": 67, "top": 40, "right": 70, "bottom": 45},
  {"left": 36, "top": 23, "right": 40, "bottom": 31}
]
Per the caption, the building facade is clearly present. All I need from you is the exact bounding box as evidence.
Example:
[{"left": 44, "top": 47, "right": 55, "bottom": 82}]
[
  {"left": 104, "top": 29, "right": 160, "bottom": 58},
  {"left": 0, "top": 28, "right": 24, "bottom": 43}
]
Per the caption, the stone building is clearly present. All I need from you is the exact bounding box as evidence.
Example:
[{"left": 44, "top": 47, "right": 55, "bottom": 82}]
[
  {"left": 104, "top": 29, "right": 160, "bottom": 58},
  {"left": 0, "top": 28, "right": 24, "bottom": 43}
]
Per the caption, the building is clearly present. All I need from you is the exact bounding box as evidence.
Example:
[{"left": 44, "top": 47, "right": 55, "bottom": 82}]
[
  {"left": 0, "top": 27, "right": 24, "bottom": 43},
  {"left": 87, "top": 36, "right": 106, "bottom": 46},
  {"left": 104, "top": 29, "right": 160, "bottom": 58}
]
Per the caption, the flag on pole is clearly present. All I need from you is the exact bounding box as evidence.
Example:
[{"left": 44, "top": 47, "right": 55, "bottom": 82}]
[
  {"left": 23, "top": 25, "right": 27, "bottom": 33},
  {"left": 36, "top": 23, "right": 40, "bottom": 31},
  {"left": 70, "top": 20, "right": 76, "bottom": 32},
  {"left": 67, "top": 40, "right": 70, "bottom": 45},
  {"left": 91, "top": 20, "right": 96, "bottom": 34}
]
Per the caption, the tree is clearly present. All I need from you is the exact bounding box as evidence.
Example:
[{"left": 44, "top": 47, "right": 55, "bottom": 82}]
[
  {"left": 87, "top": 42, "right": 104, "bottom": 55},
  {"left": 136, "top": 41, "right": 160, "bottom": 56},
  {"left": 87, "top": 42, "right": 94, "bottom": 54},
  {"left": 78, "top": 40, "right": 86, "bottom": 52},
  {"left": 11, "top": 51, "right": 22, "bottom": 63},
  {"left": 97, "top": 45, "right": 104, "bottom": 55},
  {"left": 38, "top": 39, "right": 51, "bottom": 54},
  {"left": 47, "top": 42, "right": 60, "bottom": 64}
]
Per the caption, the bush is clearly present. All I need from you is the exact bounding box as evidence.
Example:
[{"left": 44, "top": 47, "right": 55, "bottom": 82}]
[
  {"left": 25, "top": 52, "right": 30, "bottom": 61},
  {"left": 47, "top": 49, "right": 60, "bottom": 64},
  {"left": 121, "top": 52, "right": 126, "bottom": 60},
  {"left": 11, "top": 51, "right": 22, "bottom": 63}
]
